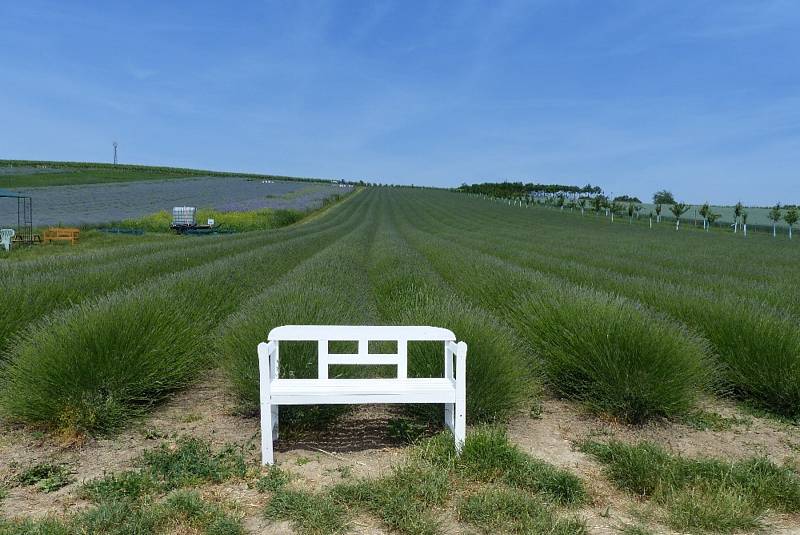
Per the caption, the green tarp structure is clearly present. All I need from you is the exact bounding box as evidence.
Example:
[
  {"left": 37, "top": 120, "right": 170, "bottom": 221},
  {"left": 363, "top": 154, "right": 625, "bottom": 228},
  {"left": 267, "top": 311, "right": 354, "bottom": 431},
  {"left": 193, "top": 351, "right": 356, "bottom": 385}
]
[
  {"left": 0, "top": 188, "right": 30, "bottom": 198},
  {"left": 0, "top": 188, "right": 33, "bottom": 243}
]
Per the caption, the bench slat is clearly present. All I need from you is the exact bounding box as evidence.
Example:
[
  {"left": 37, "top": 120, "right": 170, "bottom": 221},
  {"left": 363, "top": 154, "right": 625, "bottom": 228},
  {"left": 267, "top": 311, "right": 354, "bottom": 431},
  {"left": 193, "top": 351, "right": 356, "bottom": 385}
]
[
  {"left": 268, "top": 325, "right": 456, "bottom": 341},
  {"left": 321, "top": 354, "right": 404, "bottom": 366},
  {"left": 270, "top": 378, "right": 456, "bottom": 405}
]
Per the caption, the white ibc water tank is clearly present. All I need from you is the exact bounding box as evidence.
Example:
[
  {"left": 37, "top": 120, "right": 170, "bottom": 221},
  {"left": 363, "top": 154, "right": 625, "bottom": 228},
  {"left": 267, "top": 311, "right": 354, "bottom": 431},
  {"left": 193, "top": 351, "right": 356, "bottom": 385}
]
[{"left": 172, "top": 206, "right": 196, "bottom": 226}]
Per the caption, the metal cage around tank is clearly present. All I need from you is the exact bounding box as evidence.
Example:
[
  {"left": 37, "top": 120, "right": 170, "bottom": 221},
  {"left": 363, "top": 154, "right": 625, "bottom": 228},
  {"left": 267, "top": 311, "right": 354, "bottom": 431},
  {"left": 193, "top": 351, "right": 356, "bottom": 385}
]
[{"left": 0, "top": 188, "right": 34, "bottom": 244}]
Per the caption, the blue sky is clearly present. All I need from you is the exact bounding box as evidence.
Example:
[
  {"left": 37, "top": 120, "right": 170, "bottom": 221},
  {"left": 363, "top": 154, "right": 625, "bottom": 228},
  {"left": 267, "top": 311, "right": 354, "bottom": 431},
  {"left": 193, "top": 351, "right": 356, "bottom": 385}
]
[{"left": 1, "top": 1, "right": 798, "bottom": 205}]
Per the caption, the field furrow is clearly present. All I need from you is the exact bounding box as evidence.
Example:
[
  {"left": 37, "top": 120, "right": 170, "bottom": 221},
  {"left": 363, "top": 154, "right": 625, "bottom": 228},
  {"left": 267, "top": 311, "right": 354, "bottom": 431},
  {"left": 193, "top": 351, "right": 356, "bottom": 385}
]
[
  {"left": 0, "top": 192, "right": 372, "bottom": 433},
  {"left": 0, "top": 191, "right": 365, "bottom": 349}
]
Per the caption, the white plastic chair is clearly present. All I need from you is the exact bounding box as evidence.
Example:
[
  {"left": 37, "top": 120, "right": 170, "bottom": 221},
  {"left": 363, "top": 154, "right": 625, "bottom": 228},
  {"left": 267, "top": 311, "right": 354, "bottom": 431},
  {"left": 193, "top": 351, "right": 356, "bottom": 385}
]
[{"left": 1, "top": 229, "right": 15, "bottom": 251}]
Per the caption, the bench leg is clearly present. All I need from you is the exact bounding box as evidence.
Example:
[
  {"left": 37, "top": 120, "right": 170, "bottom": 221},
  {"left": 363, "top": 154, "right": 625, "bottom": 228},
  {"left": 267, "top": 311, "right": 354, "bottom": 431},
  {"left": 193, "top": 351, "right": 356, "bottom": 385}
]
[
  {"left": 454, "top": 399, "right": 466, "bottom": 454},
  {"left": 444, "top": 403, "right": 454, "bottom": 433},
  {"left": 261, "top": 401, "right": 274, "bottom": 465},
  {"left": 271, "top": 405, "right": 279, "bottom": 441}
]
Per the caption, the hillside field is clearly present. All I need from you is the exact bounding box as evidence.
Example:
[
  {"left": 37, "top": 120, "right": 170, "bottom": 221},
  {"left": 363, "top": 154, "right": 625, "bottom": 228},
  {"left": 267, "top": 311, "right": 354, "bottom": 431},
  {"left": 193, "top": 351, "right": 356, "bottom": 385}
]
[
  {"left": 0, "top": 160, "right": 336, "bottom": 188},
  {"left": 1, "top": 187, "right": 799, "bottom": 534}
]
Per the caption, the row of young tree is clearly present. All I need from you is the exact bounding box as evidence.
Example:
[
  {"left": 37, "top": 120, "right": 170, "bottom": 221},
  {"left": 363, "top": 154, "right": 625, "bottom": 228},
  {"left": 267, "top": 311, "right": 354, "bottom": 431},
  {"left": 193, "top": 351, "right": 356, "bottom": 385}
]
[{"left": 467, "top": 188, "right": 800, "bottom": 239}]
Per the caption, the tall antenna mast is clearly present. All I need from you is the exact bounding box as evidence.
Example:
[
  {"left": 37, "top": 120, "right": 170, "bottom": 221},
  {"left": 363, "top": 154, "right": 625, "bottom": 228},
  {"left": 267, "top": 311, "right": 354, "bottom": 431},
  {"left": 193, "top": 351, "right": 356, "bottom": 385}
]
[{"left": 113, "top": 141, "right": 118, "bottom": 165}]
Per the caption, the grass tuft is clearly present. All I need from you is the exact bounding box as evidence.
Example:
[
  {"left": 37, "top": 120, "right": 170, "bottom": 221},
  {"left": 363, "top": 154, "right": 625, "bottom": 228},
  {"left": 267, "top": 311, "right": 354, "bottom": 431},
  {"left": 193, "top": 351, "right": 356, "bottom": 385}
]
[
  {"left": 417, "top": 428, "right": 586, "bottom": 506},
  {"left": 332, "top": 463, "right": 449, "bottom": 535},
  {"left": 264, "top": 489, "right": 348, "bottom": 535},
  {"left": 0, "top": 489, "right": 244, "bottom": 535},
  {"left": 666, "top": 485, "right": 760, "bottom": 533},
  {"left": 16, "top": 463, "right": 74, "bottom": 493},
  {"left": 255, "top": 466, "right": 291, "bottom": 493},
  {"left": 583, "top": 440, "right": 800, "bottom": 532},
  {"left": 458, "top": 487, "right": 588, "bottom": 534},
  {"left": 680, "top": 410, "right": 749, "bottom": 431},
  {"left": 81, "top": 436, "right": 246, "bottom": 504},
  {"left": 140, "top": 437, "right": 247, "bottom": 488},
  {"left": 80, "top": 470, "right": 159, "bottom": 503}
]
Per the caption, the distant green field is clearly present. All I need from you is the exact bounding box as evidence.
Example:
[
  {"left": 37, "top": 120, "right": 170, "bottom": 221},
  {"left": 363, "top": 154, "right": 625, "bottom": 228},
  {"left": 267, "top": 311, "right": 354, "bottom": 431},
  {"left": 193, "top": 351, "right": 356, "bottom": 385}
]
[{"left": 0, "top": 160, "right": 333, "bottom": 188}]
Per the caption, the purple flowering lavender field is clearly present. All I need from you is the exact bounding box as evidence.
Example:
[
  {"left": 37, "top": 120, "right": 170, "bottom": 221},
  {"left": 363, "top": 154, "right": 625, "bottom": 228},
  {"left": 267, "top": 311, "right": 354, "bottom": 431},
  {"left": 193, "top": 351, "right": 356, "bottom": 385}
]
[{"left": 9, "top": 176, "right": 351, "bottom": 227}]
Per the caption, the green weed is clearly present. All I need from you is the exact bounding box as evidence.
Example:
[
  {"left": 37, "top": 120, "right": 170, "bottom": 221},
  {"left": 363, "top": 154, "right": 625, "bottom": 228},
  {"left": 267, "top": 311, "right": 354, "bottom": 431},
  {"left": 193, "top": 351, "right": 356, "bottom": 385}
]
[
  {"left": 81, "top": 437, "right": 246, "bottom": 503},
  {"left": 0, "top": 193, "right": 366, "bottom": 434},
  {"left": 139, "top": 437, "right": 246, "bottom": 488},
  {"left": 265, "top": 489, "right": 348, "bottom": 535},
  {"left": 583, "top": 440, "right": 800, "bottom": 532},
  {"left": 0, "top": 489, "right": 243, "bottom": 535},
  {"left": 456, "top": 427, "right": 586, "bottom": 505},
  {"left": 332, "top": 463, "right": 449, "bottom": 535},
  {"left": 255, "top": 465, "right": 291, "bottom": 493},
  {"left": 458, "top": 487, "right": 588, "bottom": 534},
  {"left": 16, "top": 463, "right": 74, "bottom": 493},
  {"left": 681, "top": 410, "right": 749, "bottom": 431},
  {"left": 80, "top": 470, "right": 159, "bottom": 503},
  {"left": 387, "top": 418, "right": 428, "bottom": 444}
]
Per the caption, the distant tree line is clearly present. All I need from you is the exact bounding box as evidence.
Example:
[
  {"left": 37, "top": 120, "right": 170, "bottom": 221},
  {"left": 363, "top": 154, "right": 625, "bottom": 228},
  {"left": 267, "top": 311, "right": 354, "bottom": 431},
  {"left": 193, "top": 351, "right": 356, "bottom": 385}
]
[
  {"left": 613, "top": 195, "right": 642, "bottom": 203},
  {"left": 456, "top": 181, "right": 603, "bottom": 198}
]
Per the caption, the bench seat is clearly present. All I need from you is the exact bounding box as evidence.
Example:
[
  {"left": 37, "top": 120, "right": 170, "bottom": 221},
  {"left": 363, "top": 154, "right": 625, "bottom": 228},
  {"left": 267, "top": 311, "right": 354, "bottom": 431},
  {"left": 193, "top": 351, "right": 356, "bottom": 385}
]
[{"left": 270, "top": 378, "right": 457, "bottom": 405}]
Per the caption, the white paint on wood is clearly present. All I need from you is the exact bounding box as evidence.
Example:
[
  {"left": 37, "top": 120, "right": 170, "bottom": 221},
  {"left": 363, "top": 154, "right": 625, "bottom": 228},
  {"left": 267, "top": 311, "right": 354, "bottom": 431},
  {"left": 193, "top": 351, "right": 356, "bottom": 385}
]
[{"left": 258, "top": 326, "right": 467, "bottom": 464}]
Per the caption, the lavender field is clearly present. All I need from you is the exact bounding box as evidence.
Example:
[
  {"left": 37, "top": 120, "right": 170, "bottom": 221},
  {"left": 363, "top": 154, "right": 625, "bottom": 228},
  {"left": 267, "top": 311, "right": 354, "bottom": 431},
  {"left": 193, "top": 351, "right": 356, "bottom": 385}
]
[{"left": 6, "top": 176, "right": 349, "bottom": 226}]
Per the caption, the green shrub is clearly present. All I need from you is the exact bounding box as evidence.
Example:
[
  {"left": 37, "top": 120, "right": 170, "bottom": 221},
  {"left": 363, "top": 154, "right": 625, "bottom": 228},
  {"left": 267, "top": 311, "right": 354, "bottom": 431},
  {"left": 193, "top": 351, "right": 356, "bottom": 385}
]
[
  {"left": 402, "top": 222, "right": 711, "bottom": 423},
  {"left": 403, "top": 189, "right": 800, "bottom": 420},
  {"left": 509, "top": 289, "right": 713, "bottom": 423},
  {"left": 367, "top": 222, "right": 528, "bottom": 423},
  {"left": 0, "top": 207, "right": 363, "bottom": 434},
  {"left": 0, "top": 289, "right": 209, "bottom": 433},
  {"left": 686, "top": 299, "right": 800, "bottom": 419},
  {"left": 270, "top": 208, "right": 304, "bottom": 227},
  {"left": 216, "top": 227, "right": 376, "bottom": 429}
]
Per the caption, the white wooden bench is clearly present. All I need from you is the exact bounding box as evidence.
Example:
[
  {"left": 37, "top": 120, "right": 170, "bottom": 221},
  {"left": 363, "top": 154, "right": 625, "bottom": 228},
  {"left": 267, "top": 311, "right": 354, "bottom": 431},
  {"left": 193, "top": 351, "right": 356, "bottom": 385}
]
[{"left": 257, "top": 325, "right": 467, "bottom": 465}]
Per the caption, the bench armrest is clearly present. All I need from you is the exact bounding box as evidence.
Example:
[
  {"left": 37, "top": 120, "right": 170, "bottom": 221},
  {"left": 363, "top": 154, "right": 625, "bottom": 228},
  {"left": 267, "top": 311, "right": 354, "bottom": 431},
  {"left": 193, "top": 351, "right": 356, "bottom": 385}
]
[
  {"left": 258, "top": 341, "right": 278, "bottom": 385},
  {"left": 445, "top": 341, "right": 467, "bottom": 381}
]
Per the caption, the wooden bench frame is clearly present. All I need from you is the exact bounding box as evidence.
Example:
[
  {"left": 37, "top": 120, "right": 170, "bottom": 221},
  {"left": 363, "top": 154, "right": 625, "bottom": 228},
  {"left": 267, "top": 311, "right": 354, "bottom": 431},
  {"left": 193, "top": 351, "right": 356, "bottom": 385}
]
[
  {"left": 257, "top": 325, "right": 467, "bottom": 465},
  {"left": 43, "top": 227, "right": 80, "bottom": 245}
]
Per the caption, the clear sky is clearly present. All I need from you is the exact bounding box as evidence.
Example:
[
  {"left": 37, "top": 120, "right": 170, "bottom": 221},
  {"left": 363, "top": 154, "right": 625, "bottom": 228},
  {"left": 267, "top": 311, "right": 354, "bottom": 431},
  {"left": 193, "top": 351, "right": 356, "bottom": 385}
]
[{"left": 1, "top": 1, "right": 798, "bottom": 205}]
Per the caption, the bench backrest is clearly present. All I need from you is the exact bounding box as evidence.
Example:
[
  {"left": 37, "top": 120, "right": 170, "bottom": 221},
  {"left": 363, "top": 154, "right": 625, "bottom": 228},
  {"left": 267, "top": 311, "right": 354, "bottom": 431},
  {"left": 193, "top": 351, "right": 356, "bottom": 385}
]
[{"left": 267, "top": 325, "right": 456, "bottom": 379}]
